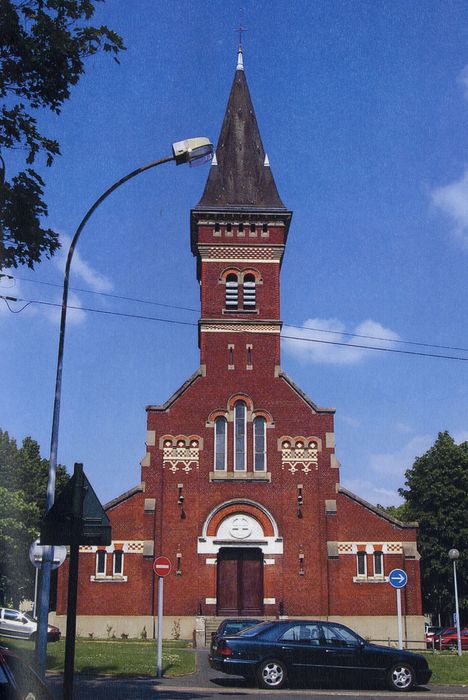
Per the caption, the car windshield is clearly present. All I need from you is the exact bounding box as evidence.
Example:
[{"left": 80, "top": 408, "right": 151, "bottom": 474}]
[
  {"left": 237, "top": 622, "right": 272, "bottom": 637},
  {"left": 22, "top": 613, "right": 35, "bottom": 622}
]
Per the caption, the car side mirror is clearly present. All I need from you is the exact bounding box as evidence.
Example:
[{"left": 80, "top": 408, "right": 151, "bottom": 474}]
[{"left": 21, "top": 617, "right": 28, "bottom": 624}]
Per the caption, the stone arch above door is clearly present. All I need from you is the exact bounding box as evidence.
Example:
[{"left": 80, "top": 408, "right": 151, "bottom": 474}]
[{"left": 197, "top": 499, "right": 283, "bottom": 555}]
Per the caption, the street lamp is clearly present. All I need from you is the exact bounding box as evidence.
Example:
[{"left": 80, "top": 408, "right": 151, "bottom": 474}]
[
  {"left": 36, "top": 137, "right": 213, "bottom": 676},
  {"left": 448, "top": 548, "right": 462, "bottom": 657}
]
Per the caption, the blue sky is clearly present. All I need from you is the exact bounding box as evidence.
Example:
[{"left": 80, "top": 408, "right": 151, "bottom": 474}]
[{"left": 2, "top": 0, "right": 468, "bottom": 507}]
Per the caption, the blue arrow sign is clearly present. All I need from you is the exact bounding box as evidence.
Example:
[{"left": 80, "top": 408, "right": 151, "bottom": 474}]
[{"left": 388, "top": 568, "right": 408, "bottom": 588}]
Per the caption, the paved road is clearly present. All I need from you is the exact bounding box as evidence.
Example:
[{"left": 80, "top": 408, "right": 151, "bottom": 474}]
[{"left": 48, "top": 649, "right": 468, "bottom": 699}]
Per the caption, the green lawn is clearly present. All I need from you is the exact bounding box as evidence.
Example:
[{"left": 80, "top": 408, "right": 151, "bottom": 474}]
[
  {"left": 0, "top": 637, "right": 195, "bottom": 677},
  {"left": 423, "top": 652, "right": 468, "bottom": 685}
]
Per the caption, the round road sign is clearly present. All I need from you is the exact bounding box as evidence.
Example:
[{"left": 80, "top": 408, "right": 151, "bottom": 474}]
[
  {"left": 29, "top": 540, "right": 67, "bottom": 570},
  {"left": 388, "top": 568, "right": 408, "bottom": 588},
  {"left": 153, "top": 555, "right": 172, "bottom": 577}
]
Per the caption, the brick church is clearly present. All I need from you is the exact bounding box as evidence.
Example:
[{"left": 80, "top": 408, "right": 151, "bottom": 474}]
[{"left": 55, "top": 48, "right": 424, "bottom": 644}]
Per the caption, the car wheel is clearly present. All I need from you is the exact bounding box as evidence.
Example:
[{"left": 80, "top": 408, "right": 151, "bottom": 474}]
[
  {"left": 257, "top": 659, "right": 287, "bottom": 690},
  {"left": 386, "top": 663, "right": 415, "bottom": 692}
]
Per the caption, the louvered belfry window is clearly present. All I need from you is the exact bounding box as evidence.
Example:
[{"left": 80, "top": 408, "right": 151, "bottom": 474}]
[
  {"left": 225, "top": 274, "right": 238, "bottom": 308},
  {"left": 243, "top": 274, "right": 256, "bottom": 309}
]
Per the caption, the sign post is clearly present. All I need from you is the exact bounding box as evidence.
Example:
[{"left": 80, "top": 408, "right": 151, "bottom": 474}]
[
  {"left": 29, "top": 540, "right": 67, "bottom": 618},
  {"left": 153, "top": 556, "right": 172, "bottom": 678},
  {"left": 388, "top": 568, "right": 408, "bottom": 649},
  {"left": 40, "top": 463, "right": 111, "bottom": 700}
]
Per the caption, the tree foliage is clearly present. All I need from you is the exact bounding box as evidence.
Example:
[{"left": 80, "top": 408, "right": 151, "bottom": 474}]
[
  {"left": 0, "top": 429, "right": 68, "bottom": 606},
  {"left": 0, "top": 0, "right": 125, "bottom": 269},
  {"left": 399, "top": 431, "right": 468, "bottom": 623}
]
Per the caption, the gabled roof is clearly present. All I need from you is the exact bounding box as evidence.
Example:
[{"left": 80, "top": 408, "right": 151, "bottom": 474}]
[
  {"left": 195, "top": 48, "right": 286, "bottom": 211},
  {"left": 146, "top": 367, "right": 204, "bottom": 412},
  {"left": 104, "top": 483, "right": 144, "bottom": 511},
  {"left": 338, "top": 486, "right": 419, "bottom": 529},
  {"left": 278, "top": 368, "right": 335, "bottom": 414}
]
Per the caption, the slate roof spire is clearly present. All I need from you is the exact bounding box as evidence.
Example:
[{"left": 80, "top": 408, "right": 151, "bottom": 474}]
[{"left": 195, "top": 46, "right": 286, "bottom": 210}]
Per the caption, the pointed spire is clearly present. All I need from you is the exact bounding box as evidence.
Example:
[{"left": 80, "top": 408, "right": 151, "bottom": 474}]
[{"left": 196, "top": 47, "right": 286, "bottom": 210}]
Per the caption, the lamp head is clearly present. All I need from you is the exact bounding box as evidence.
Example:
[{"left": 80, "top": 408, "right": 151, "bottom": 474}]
[
  {"left": 172, "top": 137, "right": 213, "bottom": 166},
  {"left": 448, "top": 548, "right": 460, "bottom": 561}
]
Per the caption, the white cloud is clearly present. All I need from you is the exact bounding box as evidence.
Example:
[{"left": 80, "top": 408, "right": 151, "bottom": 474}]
[
  {"left": 431, "top": 170, "right": 468, "bottom": 248},
  {"left": 282, "top": 318, "right": 400, "bottom": 365},
  {"left": 369, "top": 434, "right": 433, "bottom": 478},
  {"left": 395, "top": 422, "right": 413, "bottom": 434},
  {"left": 341, "top": 477, "right": 401, "bottom": 508},
  {"left": 453, "top": 430, "right": 468, "bottom": 444},
  {"left": 41, "top": 292, "right": 86, "bottom": 326},
  {"left": 457, "top": 65, "right": 468, "bottom": 100},
  {"left": 340, "top": 415, "right": 361, "bottom": 429},
  {"left": 54, "top": 233, "right": 113, "bottom": 293}
]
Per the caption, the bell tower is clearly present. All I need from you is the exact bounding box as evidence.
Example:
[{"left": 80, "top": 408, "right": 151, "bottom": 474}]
[{"left": 191, "top": 46, "right": 292, "bottom": 377}]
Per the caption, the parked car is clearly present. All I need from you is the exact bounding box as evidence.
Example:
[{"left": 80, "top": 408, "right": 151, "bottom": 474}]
[
  {"left": 0, "top": 609, "right": 60, "bottom": 643},
  {"left": 439, "top": 628, "right": 468, "bottom": 650},
  {"left": 427, "top": 626, "right": 456, "bottom": 649},
  {"left": 209, "top": 619, "right": 432, "bottom": 692},
  {"left": 210, "top": 618, "right": 261, "bottom": 656},
  {"left": 424, "top": 626, "right": 443, "bottom": 648},
  {"left": 0, "top": 645, "right": 54, "bottom": 699}
]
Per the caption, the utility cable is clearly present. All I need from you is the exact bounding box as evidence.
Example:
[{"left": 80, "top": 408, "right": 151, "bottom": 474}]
[
  {"left": 2, "top": 293, "right": 468, "bottom": 362},
  {"left": 3, "top": 273, "right": 468, "bottom": 354}
]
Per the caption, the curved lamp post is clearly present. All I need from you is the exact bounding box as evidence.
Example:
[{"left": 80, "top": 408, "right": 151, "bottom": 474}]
[
  {"left": 448, "top": 548, "right": 462, "bottom": 657},
  {"left": 36, "top": 137, "right": 213, "bottom": 675}
]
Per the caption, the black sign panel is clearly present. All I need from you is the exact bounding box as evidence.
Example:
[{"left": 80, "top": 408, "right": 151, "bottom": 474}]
[{"left": 41, "top": 466, "right": 111, "bottom": 546}]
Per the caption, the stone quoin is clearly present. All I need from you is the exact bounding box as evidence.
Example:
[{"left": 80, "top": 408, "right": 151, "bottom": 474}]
[{"left": 54, "top": 46, "right": 424, "bottom": 644}]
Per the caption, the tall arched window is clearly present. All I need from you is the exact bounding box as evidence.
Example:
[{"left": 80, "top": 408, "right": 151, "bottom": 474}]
[
  {"left": 254, "top": 416, "right": 266, "bottom": 471},
  {"left": 214, "top": 417, "right": 227, "bottom": 471},
  {"left": 225, "top": 274, "right": 238, "bottom": 308},
  {"left": 96, "top": 550, "right": 106, "bottom": 577},
  {"left": 234, "top": 401, "right": 246, "bottom": 471},
  {"left": 113, "top": 550, "right": 124, "bottom": 576},
  {"left": 243, "top": 274, "right": 256, "bottom": 309}
]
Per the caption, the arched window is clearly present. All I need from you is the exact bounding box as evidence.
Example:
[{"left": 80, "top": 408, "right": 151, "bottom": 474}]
[
  {"left": 243, "top": 274, "right": 256, "bottom": 309},
  {"left": 214, "top": 417, "right": 227, "bottom": 471},
  {"left": 254, "top": 416, "right": 266, "bottom": 471},
  {"left": 356, "top": 551, "right": 367, "bottom": 577},
  {"left": 234, "top": 401, "right": 246, "bottom": 471},
  {"left": 373, "top": 551, "right": 383, "bottom": 577},
  {"left": 113, "top": 550, "right": 124, "bottom": 576},
  {"left": 96, "top": 550, "right": 106, "bottom": 577},
  {"left": 225, "top": 273, "right": 238, "bottom": 308}
]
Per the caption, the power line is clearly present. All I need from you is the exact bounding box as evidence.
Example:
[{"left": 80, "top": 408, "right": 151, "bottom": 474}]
[
  {"left": 2, "top": 273, "right": 198, "bottom": 313},
  {"left": 2, "top": 294, "right": 468, "bottom": 362},
  {"left": 4, "top": 273, "right": 468, "bottom": 354}
]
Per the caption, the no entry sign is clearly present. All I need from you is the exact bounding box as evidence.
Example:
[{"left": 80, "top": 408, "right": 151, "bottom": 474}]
[{"left": 153, "top": 555, "right": 172, "bottom": 577}]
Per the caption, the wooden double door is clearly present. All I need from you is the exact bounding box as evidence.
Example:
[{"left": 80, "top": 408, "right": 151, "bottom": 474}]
[{"left": 217, "top": 548, "right": 263, "bottom": 616}]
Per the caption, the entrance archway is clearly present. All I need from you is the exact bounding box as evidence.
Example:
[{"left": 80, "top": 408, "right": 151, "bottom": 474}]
[{"left": 217, "top": 547, "right": 263, "bottom": 615}]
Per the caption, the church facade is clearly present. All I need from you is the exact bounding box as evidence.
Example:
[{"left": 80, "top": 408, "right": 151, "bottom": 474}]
[{"left": 55, "top": 49, "right": 424, "bottom": 644}]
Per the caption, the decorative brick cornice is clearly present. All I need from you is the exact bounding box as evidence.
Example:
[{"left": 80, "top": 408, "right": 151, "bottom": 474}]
[
  {"left": 200, "top": 320, "right": 282, "bottom": 334},
  {"left": 197, "top": 244, "right": 283, "bottom": 262}
]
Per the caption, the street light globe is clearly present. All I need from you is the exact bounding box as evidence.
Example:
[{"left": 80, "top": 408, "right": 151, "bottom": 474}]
[
  {"left": 172, "top": 137, "right": 213, "bottom": 166},
  {"left": 448, "top": 548, "right": 460, "bottom": 561}
]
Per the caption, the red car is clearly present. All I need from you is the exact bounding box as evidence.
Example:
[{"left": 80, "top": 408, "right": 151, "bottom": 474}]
[
  {"left": 0, "top": 646, "right": 53, "bottom": 699},
  {"left": 439, "top": 628, "right": 468, "bottom": 650}
]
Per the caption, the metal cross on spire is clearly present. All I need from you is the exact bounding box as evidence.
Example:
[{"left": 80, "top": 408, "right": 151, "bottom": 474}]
[
  {"left": 235, "top": 17, "right": 247, "bottom": 71},
  {"left": 236, "top": 24, "right": 247, "bottom": 47}
]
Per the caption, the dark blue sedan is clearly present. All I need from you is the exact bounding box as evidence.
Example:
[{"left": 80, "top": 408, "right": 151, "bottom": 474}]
[{"left": 209, "top": 619, "right": 432, "bottom": 692}]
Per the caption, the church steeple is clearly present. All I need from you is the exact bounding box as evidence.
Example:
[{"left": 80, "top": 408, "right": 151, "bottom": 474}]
[{"left": 196, "top": 48, "right": 286, "bottom": 210}]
